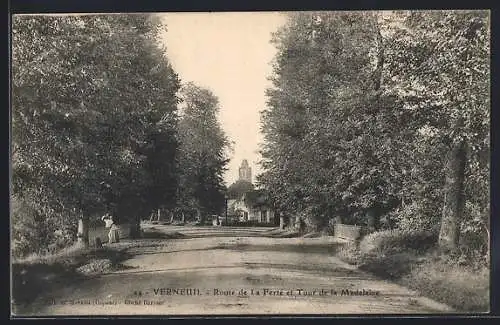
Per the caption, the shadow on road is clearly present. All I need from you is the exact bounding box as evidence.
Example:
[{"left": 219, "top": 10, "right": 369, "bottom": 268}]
[
  {"left": 186, "top": 233, "right": 279, "bottom": 238},
  {"left": 108, "top": 264, "right": 242, "bottom": 276},
  {"left": 141, "top": 230, "right": 189, "bottom": 239},
  {"left": 126, "top": 242, "right": 344, "bottom": 257},
  {"left": 141, "top": 226, "right": 294, "bottom": 239},
  {"left": 243, "top": 262, "right": 361, "bottom": 277},
  {"left": 214, "top": 243, "right": 344, "bottom": 255},
  {"left": 131, "top": 247, "right": 220, "bottom": 256},
  {"left": 105, "top": 261, "right": 360, "bottom": 280}
]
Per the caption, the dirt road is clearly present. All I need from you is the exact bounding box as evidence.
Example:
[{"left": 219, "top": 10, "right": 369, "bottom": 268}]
[{"left": 15, "top": 225, "right": 453, "bottom": 315}]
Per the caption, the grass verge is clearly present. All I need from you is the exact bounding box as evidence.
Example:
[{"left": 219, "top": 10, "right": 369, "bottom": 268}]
[
  {"left": 11, "top": 242, "right": 131, "bottom": 308},
  {"left": 400, "top": 258, "right": 489, "bottom": 312},
  {"left": 337, "top": 239, "right": 489, "bottom": 312}
]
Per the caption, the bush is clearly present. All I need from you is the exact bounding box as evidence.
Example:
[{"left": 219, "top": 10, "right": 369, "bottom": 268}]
[
  {"left": 359, "top": 229, "right": 438, "bottom": 256},
  {"left": 11, "top": 197, "right": 56, "bottom": 259},
  {"left": 358, "top": 250, "right": 419, "bottom": 279},
  {"left": 11, "top": 196, "right": 80, "bottom": 259},
  {"left": 336, "top": 228, "right": 489, "bottom": 312},
  {"left": 459, "top": 201, "right": 489, "bottom": 263},
  {"left": 338, "top": 229, "right": 437, "bottom": 280},
  {"left": 391, "top": 203, "right": 442, "bottom": 233}
]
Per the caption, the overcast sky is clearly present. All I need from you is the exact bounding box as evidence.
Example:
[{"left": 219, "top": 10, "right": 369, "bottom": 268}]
[{"left": 159, "top": 12, "right": 287, "bottom": 186}]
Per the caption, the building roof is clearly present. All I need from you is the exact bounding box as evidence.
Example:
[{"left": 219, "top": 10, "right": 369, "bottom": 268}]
[{"left": 243, "top": 189, "right": 270, "bottom": 208}]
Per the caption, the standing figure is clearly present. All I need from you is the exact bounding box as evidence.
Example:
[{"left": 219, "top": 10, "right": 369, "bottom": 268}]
[{"left": 101, "top": 213, "right": 120, "bottom": 244}]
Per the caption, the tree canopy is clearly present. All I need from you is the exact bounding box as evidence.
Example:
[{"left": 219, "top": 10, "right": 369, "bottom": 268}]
[
  {"left": 11, "top": 14, "right": 230, "bottom": 255},
  {"left": 259, "top": 11, "right": 489, "bottom": 256},
  {"left": 175, "top": 83, "right": 230, "bottom": 219}
]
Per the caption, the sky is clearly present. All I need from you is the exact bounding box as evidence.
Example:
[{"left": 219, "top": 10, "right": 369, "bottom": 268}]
[{"left": 158, "top": 12, "right": 287, "bottom": 186}]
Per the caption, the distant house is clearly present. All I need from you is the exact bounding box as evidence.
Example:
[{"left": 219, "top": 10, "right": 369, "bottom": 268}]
[{"left": 228, "top": 189, "right": 276, "bottom": 224}]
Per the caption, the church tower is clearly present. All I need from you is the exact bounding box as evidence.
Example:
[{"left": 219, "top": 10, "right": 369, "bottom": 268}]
[{"left": 238, "top": 159, "right": 252, "bottom": 183}]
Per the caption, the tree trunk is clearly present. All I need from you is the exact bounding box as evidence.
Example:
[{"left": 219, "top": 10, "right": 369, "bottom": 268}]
[
  {"left": 77, "top": 216, "right": 89, "bottom": 247},
  {"left": 94, "top": 237, "right": 102, "bottom": 249},
  {"left": 129, "top": 215, "right": 141, "bottom": 239},
  {"left": 181, "top": 212, "right": 185, "bottom": 223},
  {"left": 366, "top": 209, "right": 380, "bottom": 233},
  {"left": 169, "top": 211, "right": 174, "bottom": 223},
  {"left": 196, "top": 209, "right": 202, "bottom": 224},
  {"left": 157, "top": 208, "right": 161, "bottom": 222},
  {"left": 295, "top": 216, "right": 303, "bottom": 231},
  {"left": 438, "top": 140, "right": 466, "bottom": 253},
  {"left": 279, "top": 216, "right": 285, "bottom": 230}
]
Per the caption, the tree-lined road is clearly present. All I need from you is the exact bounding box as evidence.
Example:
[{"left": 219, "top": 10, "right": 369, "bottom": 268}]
[{"left": 17, "top": 225, "right": 453, "bottom": 316}]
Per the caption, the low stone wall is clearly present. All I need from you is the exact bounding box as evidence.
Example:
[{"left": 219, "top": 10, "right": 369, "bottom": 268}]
[
  {"left": 88, "top": 223, "right": 131, "bottom": 246},
  {"left": 334, "top": 224, "right": 361, "bottom": 242}
]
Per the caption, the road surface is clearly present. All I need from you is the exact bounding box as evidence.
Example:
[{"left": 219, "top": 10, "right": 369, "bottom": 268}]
[{"left": 14, "top": 225, "right": 453, "bottom": 315}]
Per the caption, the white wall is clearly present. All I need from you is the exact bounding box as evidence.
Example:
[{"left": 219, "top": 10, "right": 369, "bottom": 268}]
[{"left": 230, "top": 196, "right": 275, "bottom": 223}]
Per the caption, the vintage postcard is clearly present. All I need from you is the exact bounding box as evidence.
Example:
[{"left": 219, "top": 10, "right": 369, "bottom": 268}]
[{"left": 10, "top": 11, "right": 490, "bottom": 316}]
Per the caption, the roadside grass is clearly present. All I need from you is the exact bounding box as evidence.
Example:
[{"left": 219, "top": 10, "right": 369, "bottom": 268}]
[
  {"left": 15, "top": 243, "right": 87, "bottom": 266},
  {"left": 11, "top": 242, "right": 132, "bottom": 307},
  {"left": 13, "top": 242, "right": 131, "bottom": 267},
  {"left": 337, "top": 231, "right": 490, "bottom": 313},
  {"left": 401, "top": 259, "right": 489, "bottom": 312},
  {"left": 11, "top": 225, "right": 184, "bottom": 308}
]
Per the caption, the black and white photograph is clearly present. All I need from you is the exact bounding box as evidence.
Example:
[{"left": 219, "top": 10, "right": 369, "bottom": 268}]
[{"left": 10, "top": 10, "right": 490, "bottom": 316}]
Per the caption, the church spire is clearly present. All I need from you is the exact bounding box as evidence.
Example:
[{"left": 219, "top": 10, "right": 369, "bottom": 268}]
[{"left": 238, "top": 159, "right": 252, "bottom": 183}]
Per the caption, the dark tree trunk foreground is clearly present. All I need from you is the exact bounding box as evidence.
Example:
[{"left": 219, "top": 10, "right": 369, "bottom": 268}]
[
  {"left": 129, "top": 215, "right": 141, "bottom": 239},
  {"left": 439, "top": 140, "right": 466, "bottom": 253}
]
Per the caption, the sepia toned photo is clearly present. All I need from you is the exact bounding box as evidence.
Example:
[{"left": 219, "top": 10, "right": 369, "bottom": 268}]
[{"left": 10, "top": 11, "right": 490, "bottom": 316}]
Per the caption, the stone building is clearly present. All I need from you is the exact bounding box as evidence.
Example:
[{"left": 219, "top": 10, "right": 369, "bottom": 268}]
[
  {"left": 227, "top": 190, "right": 276, "bottom": 224},
  {"left": 238, "top": 159, "right": 252, "bottom": 183}
]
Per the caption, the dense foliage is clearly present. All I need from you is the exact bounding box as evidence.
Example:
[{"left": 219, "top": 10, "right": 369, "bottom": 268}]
[
  {"left": 259, "top": 11, "right": 489, "bottom": 259},
  {"left": 175, "top": 83, "right": 230, "bottom": 222},
  {"left": 11, "top": 14, "right": 228, "bottom": 257}
]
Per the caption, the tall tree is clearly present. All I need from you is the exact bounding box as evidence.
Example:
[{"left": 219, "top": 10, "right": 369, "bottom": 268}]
[
  {"left": 260, "top": 12, "right": 401, "bottom": 230},
  {"left": 260, "top": 10, "right": 489, "bottom": 255},
  {"left": 381, "top": 10, "right": 490, "bottom": 252},
  {"left": 11, "top": 14, "right": 180, "bottom": 251},
  {"left": 176, "top": 83, "right": 230, "bottom": 222}
]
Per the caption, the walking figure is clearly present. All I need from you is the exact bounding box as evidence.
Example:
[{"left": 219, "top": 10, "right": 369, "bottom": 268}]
[{"left": 101, "top": 213, "right": 120, "bottom": 244}]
